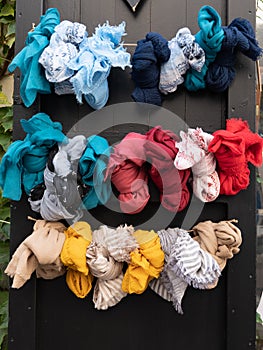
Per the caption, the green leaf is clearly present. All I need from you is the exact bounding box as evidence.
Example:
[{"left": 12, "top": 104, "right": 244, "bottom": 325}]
[
  {"left": 6, "top": 21, "right": 15, "bottom": 36},
  {"left": 0, "top": 92, "right": 10, "bottom": 106},
  {"left": 5, "top": 34, "right": 15, "bottom": 48},
  {"left": 0, "top": 16, "right": 14, "bottom": 24},
  {"left": 0, "top": 133, "right": 11, "bottom": 151},
  {"left": 0, "top": 4, "right": 14, "bottom": 17},
  {"left": 0, "top": 206, "right": 10, "bottom": 221},
  {"left": 0, "top": 242, "right": 9, "bottom": 264},
  {"left": 257, "top": 312, "right": 263, "bottom": 325}
]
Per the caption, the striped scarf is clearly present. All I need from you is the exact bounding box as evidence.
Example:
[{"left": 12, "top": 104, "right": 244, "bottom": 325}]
[{"left": 150, "top": 227, "right": 221, "bottom": 314}]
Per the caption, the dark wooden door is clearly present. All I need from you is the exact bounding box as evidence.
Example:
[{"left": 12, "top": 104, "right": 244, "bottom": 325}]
[{"left": 9, "top": 0, "right": 256, "bottom": 349}]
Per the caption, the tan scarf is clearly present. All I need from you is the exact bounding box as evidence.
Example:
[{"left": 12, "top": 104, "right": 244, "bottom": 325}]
[
  {"left": 5, "top": 220, "right": 66, "bottom": 288},
  {"left": 192, "top": 219, "right": 242, "bottom": 271}
]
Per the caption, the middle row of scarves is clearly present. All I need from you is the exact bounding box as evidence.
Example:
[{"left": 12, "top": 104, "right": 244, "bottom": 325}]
[
  {"left": 8, "top": 5, "right": 263, "bottom": 109},
  {"left": 0, "top": 112, "right": 262, "bottom": 223}
]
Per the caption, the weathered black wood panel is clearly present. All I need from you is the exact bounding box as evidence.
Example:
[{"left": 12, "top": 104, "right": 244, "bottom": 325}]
[{"left": 8, "top": 0, "right": 257, "bottom": 349}]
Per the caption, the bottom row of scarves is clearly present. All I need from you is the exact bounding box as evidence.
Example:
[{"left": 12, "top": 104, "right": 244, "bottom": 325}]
[{"left": 5, "top": 218, "right": 242, "bottom": 314}]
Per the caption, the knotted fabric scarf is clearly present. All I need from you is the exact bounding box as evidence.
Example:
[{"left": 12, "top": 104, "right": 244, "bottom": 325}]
[
  {"left": 122, "top": 229, "right": 164, "bottom": 294},
  {"left": 52, "top": 135, "right": 87, "bottom": 212},
  {"left": 192, "top": 219, "right": 242, "bottom": 271},
  {"left": 105, "top": 132, "right": 149, "bottom": 214},
  {"left": 60, "top": 222, "right": 93, "bottom": 298},
  {"left": 208, "top": 130, "right": 248, "bottom": 195},
  {"left": 226, "top": 118, "right": 263, "bottom": 167},
  {"left": 39, "top": 20, "right": 87, "bottom": 83},
  {"left": 5, "top": 220, "right": 66, "bottom": 288},
  {"left": 206, "top": 17, "right": 263, "bottom": 92},
  {"left": 79, "top": 135, "right": 111, "bottom": 210},
  {"left": 0, "top": 113, "right": 67, "bottom": 201},
  {"left": 29, "top": 136, "right": 87, "bottom": 222},
  {"left": 86, "top": 226, "right": 127, "bottom": 310},
  {"left": 145, "top": 126, "right": 191, "bottom": 212},
  {"left": 150, "top": 227, "right": 221, "bottom": 314},
  {"left": 174, "top": 127, "right": 220, "bottom": 202},
  {"left": 68, "top": 21, "right": 131, "bottom": 109},
  {"left": 185, "top": 5, "right": 224, "bottom": 91},
  {"left": 8, "top": 8, "right": 60, "bottom": 107},
  {"left": 208, "top": 118, "right": 262, "bottom": 195},
  {"left": 131, "top": 32, "right": 170, "bottom": 106},
  {"left": 159, "top": 27, "right": 205, "bottom": 94},
  {"left": 102, "top": 224, "right": 139, "bottom": 263}
]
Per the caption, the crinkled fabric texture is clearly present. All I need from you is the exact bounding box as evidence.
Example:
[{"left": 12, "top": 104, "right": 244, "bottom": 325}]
[
  {"left": 5, "top": 220, "right": 66, "bottom": 288},
  {"left": 185, "top": 5, "right": 224, "bottom": 91},
  {"left": 29, "top": 136, "right": 86, "bottom": 222},
  {"left": 51, "top": 135, "right": 87, "bottom": 211},
  {"left": 174, "top": 127, "right": 220, "bottom": 202},
  {"left": 79, "top": 135, "right": 111, "bottom": 210},
  {"left": 86, "top": 225, "right": 127, "bottom": 310},
  {"left": 68, "top": 21, "right": 131, "bottom": 109},
  {"left": 226, "top": 118, "right": 263, "bottom": 167},
  {"left": 0, "top": 113, "right": 67, "bottom": 201},
  {"left": 68, "top": 50, "right": 111, "bottom": 107},
  {"left": 39, "top": 33, "right": 78, "bottom": 83},
  {"left": 105, "top": 132, "right": 150, "bottom": 214},
  {"left": 145, "top": 126, "right": 191, "bottom": 212},
  {"left": 122, "top": 229, "right": 164, "bottom": 294},
  {"left": 208, "top": 132, "right": 248, "bottom": 195},
  {"left": 54, "top": 79, "right": 74, "bottom": 95},
  {"left": 206, "top": 18, "right": 263, "bottom": 92},
  {"left": 61, "top": 222, "right": 93, "bottom": 298},
  {"left": 131, "top": 32, "right": 170, "bottom": 105},
  {"left": 208, "top": 118, "right": 262, "bottom": 195},
  {"left": 98, "top": 225, "right": 138, "bottom": 263},
  {"left": 8, "top": 8, "right": 60, "bottom": 107},
  {"left": 192, "top": 220, "right": 242, "bottom": 271},
  {"left": 150, "top": 227, "right": 221, "bottom": 314},
  {"left": 30, "top": 167, "right": 82, "bottom": 221},
  {"left": 160, "top": 27, "right": 205, "bottom": 94}
]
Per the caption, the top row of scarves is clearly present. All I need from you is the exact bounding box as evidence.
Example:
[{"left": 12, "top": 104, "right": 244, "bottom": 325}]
[{"left": 8, "top": 6, "right": 263, "bottom": 109}]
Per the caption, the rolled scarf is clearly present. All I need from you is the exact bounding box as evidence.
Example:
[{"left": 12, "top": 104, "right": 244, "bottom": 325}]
[
  {"left": 5, "top": 220, "right": 66, "bottom": 288},
  {"left": 192, "top": 219, "right": 242, "bottom": 271},
  {"left": 226, "top": 118, "right": 263, "bottom": 166},
  {"left": 0, "top": 113, "right": 67, "bottom": 201},
  {"left": 52, "top": 135, "right": 87, "bottom": 212},
  {"left": 39, "top": 20, "right": 87, "bottom": 83},
  {"left": 86, "top": 226, "right": 127, "bottom": 310},
  {"left": 145, "top": 126, "right": 191, "bottom": 212},
  {"left": 174, "top": 127, "right": 220, "bottom": 202},
  {"left": 185, "top": 5, "right": 225, "bottom": 91},
  {"left": 68, "top": 21, "right": 131, "bottom": 109},
  {"left": 131, "top": 32, "right": 170, "bottom": 106},
  {"left": 159, "top": 27, "right": 205, "bottom": 94},
  {"left": 60, "top": 222, "right": 93, "bottom": 298},
  {"left": 102, "top": 224, "right": 139, "bottom": 262},
  {"left": 105, "top": 132, "right": 149, "bottom": 214},
  {"left": 79, "top": 135, "right": 111, "bottom": 210},
  {"left": 206, "top": 18, "right": 263, "bottom": 92},
  {"left": 122, "top": 229, "right": 164, "bottom": 294},
  {"left": 150, "top": 227, "right": 221, "bottom": 314},
  {"left": 208, "top": 119, "right": 255, "bottom": 195},
  {"left": 8, "top": 8, "right": 60, "bottom": 107},
  {"left": 29, "top": 136, "right": 86, "bottom": 221}
]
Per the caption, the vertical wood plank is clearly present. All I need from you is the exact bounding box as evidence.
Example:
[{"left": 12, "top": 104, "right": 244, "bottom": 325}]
[
  {"left": 227, "top": 1, "right": 256, "bottom": 349},
  {"left": 44, "top": 0, "right": 81, "bottom": 22},
  {"left": 9, "top": 0, "right": 43, "bottom": 348}
]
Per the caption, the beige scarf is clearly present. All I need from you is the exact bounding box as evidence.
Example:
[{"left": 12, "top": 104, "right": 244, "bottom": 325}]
[
  {"left": 192, "top": 219, "right": 242, "bottom": 271},
  {"left": 5, "top": 220, "right": 66, "bottom": 288}
]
